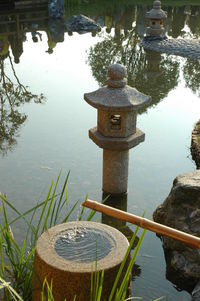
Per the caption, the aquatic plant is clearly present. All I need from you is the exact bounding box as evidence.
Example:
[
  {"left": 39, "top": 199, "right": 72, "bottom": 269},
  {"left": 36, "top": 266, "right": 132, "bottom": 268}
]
[
  {"left": 0, "top": 171, "right": 165, "bottom": 300},
  {"left": 0, "top": 171, "right": 88, "bottom": 300}
]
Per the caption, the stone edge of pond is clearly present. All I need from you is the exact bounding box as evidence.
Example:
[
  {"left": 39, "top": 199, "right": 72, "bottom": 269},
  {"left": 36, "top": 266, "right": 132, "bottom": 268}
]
[
  {"left": 191, "top": 120, "right": 200, "bottom": 169},
  {"left": 141, "top": 38, "right": 200, "bottom": 60}
]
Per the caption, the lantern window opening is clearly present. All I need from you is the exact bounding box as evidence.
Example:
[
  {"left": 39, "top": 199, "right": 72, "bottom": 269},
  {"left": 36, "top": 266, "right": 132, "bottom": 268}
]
[{"left": 110, "top": 114, "right": 121, "bottom": 130}]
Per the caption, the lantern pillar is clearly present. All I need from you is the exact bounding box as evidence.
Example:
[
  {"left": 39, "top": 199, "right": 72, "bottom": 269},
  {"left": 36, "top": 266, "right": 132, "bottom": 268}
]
[
  {"left": 103, "top": 149, "right": 129, "bottom": 194},
  {"left": 84, "top": 64, "right": 151, "bottom": 196}
]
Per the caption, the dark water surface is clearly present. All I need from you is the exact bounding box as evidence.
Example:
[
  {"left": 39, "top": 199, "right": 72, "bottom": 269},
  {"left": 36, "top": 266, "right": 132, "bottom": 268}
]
[{"left": 1, "top": 1, "right": 200, "bottom": 300}]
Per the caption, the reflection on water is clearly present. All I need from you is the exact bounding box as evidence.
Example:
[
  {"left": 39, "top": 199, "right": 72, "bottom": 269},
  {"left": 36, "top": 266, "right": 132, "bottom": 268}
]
[
  {"left": 88, "top": 41, "right": 179, "bottom": 109},
  {"left": 101, "top": 193, "right": 141, "bottom": 281},
  {"left": 0, "top": 6, "right": 65, "bottom": 60},
  {"left": 102, "top": 193, "right": 136, "bottom": 241},
  {"left": 183, "top": 59, "right": 200, "bottom": 96},
  {"left": 164, "top": 248, "right": 196, "bottom": 294},
  {"left": 1, "top": 2, "right": 199, "bottom": 154},
  {"left": 0, "top": 54, "right": 45, "bottom": 155},
  {"left": 1, "top": 1, "right": 200, "bottom": 300},
  {"left": 0, "top": 3, "right": 200, "bottom": 101}
]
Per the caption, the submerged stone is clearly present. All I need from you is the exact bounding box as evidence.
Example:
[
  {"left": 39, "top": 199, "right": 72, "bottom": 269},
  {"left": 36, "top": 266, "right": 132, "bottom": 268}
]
[
  {"left": 66, "top": 15, "right": 101, "bottom": 34},
  {"left": 153, "top": 170, "right": 200, "bottom": 294}
]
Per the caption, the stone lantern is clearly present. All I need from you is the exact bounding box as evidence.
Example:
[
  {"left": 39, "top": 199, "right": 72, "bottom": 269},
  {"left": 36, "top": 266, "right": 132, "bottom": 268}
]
[
  {"left": 146, "top": 0, "right": 167, "bottom": 39},
  {"left": 84, "top": 64, "right": 151, "bottom": 195}
]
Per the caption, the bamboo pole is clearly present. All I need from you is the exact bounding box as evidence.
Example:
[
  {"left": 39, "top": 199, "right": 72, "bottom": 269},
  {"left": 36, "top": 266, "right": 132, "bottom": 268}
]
[{"left": 82, "top": 199, "right": 200, "bottom": 249}]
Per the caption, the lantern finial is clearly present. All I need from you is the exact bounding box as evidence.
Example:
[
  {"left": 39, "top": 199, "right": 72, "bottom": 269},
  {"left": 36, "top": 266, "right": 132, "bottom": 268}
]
[
  {"left": 107, "top": 63, "right": 127, "bottom": 88},
  {"left": 153, "top": 0, "right": 161, "bottom": 9}
]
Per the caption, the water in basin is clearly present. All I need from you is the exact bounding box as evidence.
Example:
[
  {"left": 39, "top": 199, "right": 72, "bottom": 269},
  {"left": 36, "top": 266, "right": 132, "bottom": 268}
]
[{"left": 54, "top": 227, "right": 116, "bottom": 263}]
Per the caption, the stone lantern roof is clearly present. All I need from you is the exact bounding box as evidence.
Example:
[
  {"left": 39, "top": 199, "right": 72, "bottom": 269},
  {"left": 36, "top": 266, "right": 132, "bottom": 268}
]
[
  {"left": 146, "top": 0, "right": 167, "bottom": 20},
  {"left": 84, "top": 64, "right": 150, "bottom": 112}
]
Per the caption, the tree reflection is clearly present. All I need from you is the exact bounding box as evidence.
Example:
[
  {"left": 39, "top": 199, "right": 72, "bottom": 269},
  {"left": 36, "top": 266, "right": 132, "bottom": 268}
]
[
  {"left": 0, "top": 54, "right": 45, "bottom": 155},
  {"left": 183, "top": 59, "right": 200, "bottom": 96},
  {"left": 168, "top": 7, "right": 186, "bottom": 38},
  {"left": 87, "top": 28, "right": 179, "bottom": 111},
  {"left": 187, "top": 6, "right": 200, "bottom": 38},
  {"left": 130, "top": 51, "right": 179, "bottom": 111}
]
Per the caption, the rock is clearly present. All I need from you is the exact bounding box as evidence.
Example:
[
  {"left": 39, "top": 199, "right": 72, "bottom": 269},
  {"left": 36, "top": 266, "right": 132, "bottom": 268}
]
[
  {"left": 192, "top": 282, "right": 200, "bottom": 301},
  {"left": 141, "top": 38, "right": 200, "bottom": 60},
  {"left": 191, "top": 120, "right": 200, "bottom": 169},
  {"left": 66, "top": 15, "right": 101, "bottom": 34},
  {"left": 48, "top": 0, "right": 64, "bottom": 19},
  {"left": 153, "top": 170, "right": 200, "bottom": 294}
]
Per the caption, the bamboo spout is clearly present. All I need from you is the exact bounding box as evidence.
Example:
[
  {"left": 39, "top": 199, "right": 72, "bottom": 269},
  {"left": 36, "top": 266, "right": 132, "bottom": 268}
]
[{"left": 82, "top": 199, "right": 200, "bottom": 249}]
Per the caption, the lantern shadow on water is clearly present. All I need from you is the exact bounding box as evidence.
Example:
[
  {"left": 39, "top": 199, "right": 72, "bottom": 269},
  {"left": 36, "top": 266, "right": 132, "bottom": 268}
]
[{"left": 146, "top": 0, "right": 167, "bottom": 39}]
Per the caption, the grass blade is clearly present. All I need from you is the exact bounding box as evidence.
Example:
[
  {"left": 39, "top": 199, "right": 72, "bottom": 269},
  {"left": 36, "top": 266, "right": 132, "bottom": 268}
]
[
  {"left": 33, "top": 179, "right": 54, "bottom": 242},
  {"left": 61, "top": 201, "right": 79, "bottom": 223},
  {"left": 108, "top": 226, "right": 139, "bottom": 301},
  {"left": 96, "top": 270, "right": 104, "bottom": 301},
  {"left": 54, "top": 171, "right": 70, "bottom": 224},
  {"left": 116, "top": 229, "right": 146, "bottom": 299},
  {"left": 0, "top": 233, "right": 4, "bottom": 277},
  {"left": 42, "top": 172, "right": 62, "bottom": 232},
  {"left": 0, "top": 277, "right": 23, "bottom": 301}
]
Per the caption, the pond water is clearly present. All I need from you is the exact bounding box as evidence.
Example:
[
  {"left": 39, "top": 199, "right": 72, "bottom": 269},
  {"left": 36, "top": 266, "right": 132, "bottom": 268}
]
[{"left": 1, "top": 1, "right": 200, "bottom": 300}]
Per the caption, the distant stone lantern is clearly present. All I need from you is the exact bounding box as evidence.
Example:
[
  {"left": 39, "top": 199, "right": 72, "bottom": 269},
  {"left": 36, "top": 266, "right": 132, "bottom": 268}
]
[
  {"left": 84, "top": 64, "right": 151, "bottom": 195},
  {"left": 146, "top": 0, "right": 167, "bottom": 39}
]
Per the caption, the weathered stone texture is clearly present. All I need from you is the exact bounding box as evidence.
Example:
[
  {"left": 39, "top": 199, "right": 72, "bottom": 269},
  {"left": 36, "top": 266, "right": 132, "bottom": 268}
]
[
  {"left": 141, "top": 38, "right": 200, "bottom": 60},
  {"left": 66, "top": 15, "right": 101, "bottom": 33},
  {"left": 33, "top": 221, "right": 129, "bottom": 301},
  {"left": 191, "top": 120, "right": 200, "bottom": 169},
  {"left": 153, "top": 170, "right": 200, "bottom": 296},
  {"left": 103, "top": 149, "right": 129, "bottom": 194},
  {"left": 89, "top": 127, "right": 145, "bottom": 151},
  {"left": 84, "top": 63, "right": 150, "bottom": 195}
]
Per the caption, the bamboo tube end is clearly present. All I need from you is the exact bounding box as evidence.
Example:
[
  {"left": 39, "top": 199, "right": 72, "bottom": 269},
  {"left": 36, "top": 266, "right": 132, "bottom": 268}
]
[{"left": 82, "top": 199, "right": 97, "bottom": 210}]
